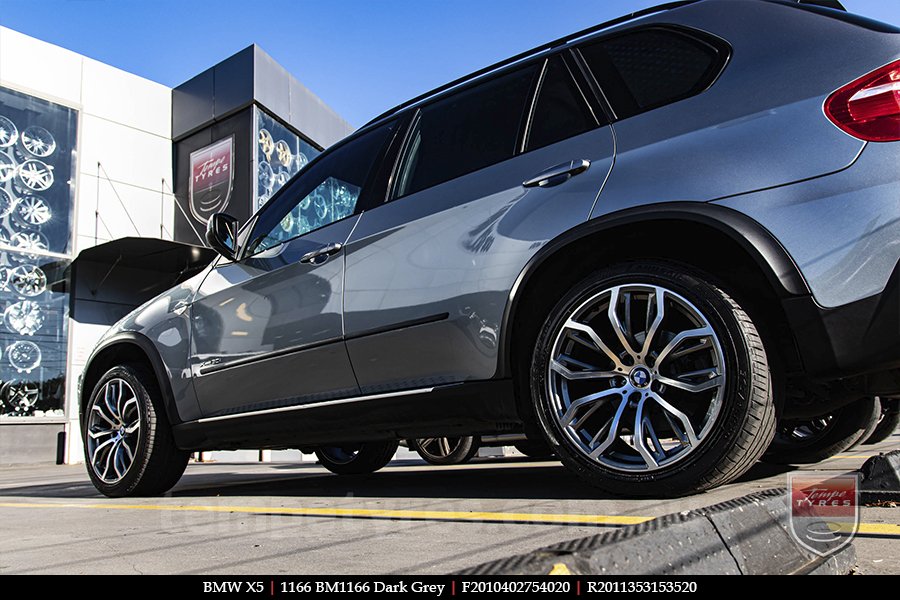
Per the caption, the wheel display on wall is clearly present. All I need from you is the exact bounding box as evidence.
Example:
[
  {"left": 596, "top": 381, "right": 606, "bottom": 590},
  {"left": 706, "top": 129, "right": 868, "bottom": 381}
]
[
  {"left": 0, "top": 266, "right": 11, "bottom": 292},
  {"left": 9, "top": 231, "right": 49, "bottom": 260},
  {"left": 14, "top": 195, "right": 52, "bottom": 227},
  {"left": 275, "top": 140, "right": 292, "bottom": 169},
  {"left": 7, "top": 340, "right": 41, "bottom": 373},
  {"left": 0, "top": 153, "right": 16, "bottom": 183},
  {"left": 258, "top": 160, "right": 274, "bottom": 194},
  {"left": 258, "top": 129, "right": 274, "bottom": 161},
  {"left": 4, "top": 300, "right": 44, "bottom": 336},
  {"left": 16, "top": 159, "right": 54, "bottom": 192},
  {"left": 0, "top": 188, "right": 15, "bottom": 219},
  {"left": 9, "top": 265, "right": 47, "bottom": 297},
  {"left": 1, "top": 380, "right": 39, "bottom": 415},
  {"left": 20, "top": 126, "right": 56, "bottom": 158},
  {"left": 0, "top": 115, "right": 18, "bottom": 148}
]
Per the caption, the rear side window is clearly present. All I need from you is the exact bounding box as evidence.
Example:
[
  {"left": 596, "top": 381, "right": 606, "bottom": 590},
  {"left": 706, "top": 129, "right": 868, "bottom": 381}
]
[
  {"left": 578, "top": 28, "right": 725, "bottom": 120},
  {"left": 392, "top": 65, "right": 538, "bottom": 199},
  {"left": 525, "top": 55, "right": 602, "bottom": 151}
]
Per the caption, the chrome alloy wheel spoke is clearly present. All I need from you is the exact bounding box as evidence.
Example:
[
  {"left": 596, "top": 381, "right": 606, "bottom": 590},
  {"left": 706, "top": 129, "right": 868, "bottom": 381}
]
[
  {"left": 547, "top": 284, "right": 726, "bottom": 473},
  {"left": 87, "top": 378, "right": 140, "bottom": 484}
]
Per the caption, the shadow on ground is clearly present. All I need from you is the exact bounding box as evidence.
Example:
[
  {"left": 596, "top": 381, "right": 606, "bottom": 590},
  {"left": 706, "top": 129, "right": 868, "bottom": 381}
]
[{"left": 0, "top": 456, "right": 797, "bottom": 501}]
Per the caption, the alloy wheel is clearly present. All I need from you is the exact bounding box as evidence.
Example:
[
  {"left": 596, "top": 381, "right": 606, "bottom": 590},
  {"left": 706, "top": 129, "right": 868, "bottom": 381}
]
[
  {"left": 547, "top": 284, "right": 726, "bottom": 472},
  {"left": 86, "top": 378, "right": 141, "bottom": 484}
]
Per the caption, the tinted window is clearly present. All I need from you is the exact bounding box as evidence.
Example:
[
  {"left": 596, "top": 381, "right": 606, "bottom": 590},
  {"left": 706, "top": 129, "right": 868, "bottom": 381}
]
[
  {"left": 245, "top": 121, "right": 395, "bottom": 256},
  {"left": 579, "top": 28, "right": 722, "bottom": 119},
  {"left": 392, "top": 65, "right": 538, "bottom": 198},
  {"left": 526, "top": 56, "right": 600, "bottom": 151}
]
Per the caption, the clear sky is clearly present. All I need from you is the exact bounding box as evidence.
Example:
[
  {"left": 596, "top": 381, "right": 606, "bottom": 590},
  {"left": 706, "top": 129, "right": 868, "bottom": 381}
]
[{"left": 1, "top": 0, "right": 897, "bottom": 128}]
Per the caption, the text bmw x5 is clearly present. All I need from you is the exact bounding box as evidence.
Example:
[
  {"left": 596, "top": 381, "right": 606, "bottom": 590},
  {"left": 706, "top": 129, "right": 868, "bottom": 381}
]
[{"left": 80, "top": 0, "right": 900, "bottom": 497}]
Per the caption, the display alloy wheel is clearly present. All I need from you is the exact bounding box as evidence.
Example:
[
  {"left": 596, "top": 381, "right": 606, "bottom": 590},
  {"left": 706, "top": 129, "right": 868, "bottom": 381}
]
[
  {"left": 315, "top": 440, "right": 399, "bottom": 475},
  {"left": 763, "top": 397, "right": 881, "bottom": 464},
  {"left": 412, "top": 436, "right": 480, "bottom": 465},
  {"left": 864, "top": 398, "right": 900, "bottom": 445},
  {"left": 531, "top": 263, "right": 775, "bottom": 497},
  {"left": 82, "top": 364, "right": 190, "bottom": 497}
]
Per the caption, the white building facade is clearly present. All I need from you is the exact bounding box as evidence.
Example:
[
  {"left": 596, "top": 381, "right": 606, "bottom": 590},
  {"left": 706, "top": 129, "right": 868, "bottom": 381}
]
[{"left": 0, "top": 26, "right": 354, "bottom": 465}]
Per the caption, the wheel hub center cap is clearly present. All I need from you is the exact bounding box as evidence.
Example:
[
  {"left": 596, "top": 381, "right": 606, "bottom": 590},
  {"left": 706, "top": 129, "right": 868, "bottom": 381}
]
[{"left": 629, "top": 366, "right": 652, "bottom": 388}]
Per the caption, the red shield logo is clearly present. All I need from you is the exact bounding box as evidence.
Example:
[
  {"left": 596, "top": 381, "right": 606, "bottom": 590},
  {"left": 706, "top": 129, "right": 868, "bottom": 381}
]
[
  {"left": 788, "top": 473, "right": 859, "bottom": 556},
  {"left": 189, "top": 136, "right": 233, "bottom": 225}
]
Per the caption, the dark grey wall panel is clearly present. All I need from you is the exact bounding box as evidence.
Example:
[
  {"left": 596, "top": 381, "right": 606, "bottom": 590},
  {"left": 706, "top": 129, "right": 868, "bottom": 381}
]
[{"left": 171, "top": 67, "right": 215, "bottom": 140}]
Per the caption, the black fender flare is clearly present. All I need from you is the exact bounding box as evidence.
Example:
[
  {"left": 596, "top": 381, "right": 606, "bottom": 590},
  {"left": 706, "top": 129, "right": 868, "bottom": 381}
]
[
  {"left": 79, "top": 331, "right": 183, "bottom": 427},
  {"left": 496, "top": 201, "right": 810, "bottom": 378}
]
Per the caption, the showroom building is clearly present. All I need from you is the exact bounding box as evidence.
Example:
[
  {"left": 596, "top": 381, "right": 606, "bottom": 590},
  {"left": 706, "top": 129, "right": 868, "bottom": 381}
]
[{"left": 0, "top": 26, "right": 354, "bottom": 465}]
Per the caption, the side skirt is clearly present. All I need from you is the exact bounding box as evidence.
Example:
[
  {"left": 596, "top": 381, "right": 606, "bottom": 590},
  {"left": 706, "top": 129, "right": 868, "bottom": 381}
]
[{"left": 172, "top": 379, "right": 520, "bottom": 451}]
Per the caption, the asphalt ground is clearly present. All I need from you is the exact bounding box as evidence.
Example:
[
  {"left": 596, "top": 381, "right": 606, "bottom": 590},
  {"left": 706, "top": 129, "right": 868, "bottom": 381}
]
[{"left": 0, "top": 435, "right": 897, "bottom": 575}]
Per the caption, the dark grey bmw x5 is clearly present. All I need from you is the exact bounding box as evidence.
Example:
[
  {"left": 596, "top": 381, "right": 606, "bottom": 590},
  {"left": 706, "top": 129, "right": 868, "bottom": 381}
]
[{"left": 80, "top": 0, "right": 900, "bottom": 497}]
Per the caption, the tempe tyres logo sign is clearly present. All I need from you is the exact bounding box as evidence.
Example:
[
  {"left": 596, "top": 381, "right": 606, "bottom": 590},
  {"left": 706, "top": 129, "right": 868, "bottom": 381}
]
[
  {"left": 189, "top": 136, "right": 234, "bottom": 225},
  {"left": 788, "top": 473, "right": 859, "bottom": 556}
]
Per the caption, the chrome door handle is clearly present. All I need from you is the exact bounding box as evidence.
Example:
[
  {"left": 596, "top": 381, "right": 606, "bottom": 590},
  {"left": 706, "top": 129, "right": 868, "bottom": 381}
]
[
  {"left": 300, "top": 242, "right": 343, "bottom": 265},
  {"left": 523, "top": 159, "right": 591, "bottom": 188}
]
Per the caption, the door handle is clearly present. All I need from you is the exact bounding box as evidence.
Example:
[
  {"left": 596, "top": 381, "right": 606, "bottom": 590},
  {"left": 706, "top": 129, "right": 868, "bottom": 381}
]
[
  {"left": 523, "top": 159, "right": 591, "bottom": 188},
  {"left": 299, "top": 242, "right": 343, "bottom": 265}
]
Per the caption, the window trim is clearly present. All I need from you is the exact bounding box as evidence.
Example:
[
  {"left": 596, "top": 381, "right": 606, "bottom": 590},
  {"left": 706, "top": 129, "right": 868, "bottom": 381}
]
[
  {"left": 520, "top": 52, "right": 604, "bottom": 153},
  {"left": 384, "top": 63, "right": 542, "bottom": 203},
  {"left": 572, "top": 24, "right": 732, "bottom": 122}
]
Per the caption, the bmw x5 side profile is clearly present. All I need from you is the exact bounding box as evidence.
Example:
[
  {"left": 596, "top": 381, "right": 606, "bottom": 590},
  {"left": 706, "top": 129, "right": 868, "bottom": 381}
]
[{"left": 80, "top": 0, "right": 900, "bottom": 497}]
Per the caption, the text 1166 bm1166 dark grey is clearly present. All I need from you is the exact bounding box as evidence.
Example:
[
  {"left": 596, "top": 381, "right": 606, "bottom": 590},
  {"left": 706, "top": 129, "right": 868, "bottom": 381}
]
[{"left": 80, "top": 0, "right": 900, "bottom": 497}]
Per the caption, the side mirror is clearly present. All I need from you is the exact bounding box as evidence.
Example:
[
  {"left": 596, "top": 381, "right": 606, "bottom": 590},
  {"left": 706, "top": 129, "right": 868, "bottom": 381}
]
[{"left": 206, "top": 213, "right": 239, "bottom": 260}]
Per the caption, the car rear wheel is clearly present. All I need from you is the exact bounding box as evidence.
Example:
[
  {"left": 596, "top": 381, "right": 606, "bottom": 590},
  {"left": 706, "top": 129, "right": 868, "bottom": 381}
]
[
  {"left": 530, "top": 262, "right": 775, "bottom": 497},
  {"left": 411, "top": 436, "right": 480, "bottom": 465},
  {"left": 315, "top": 441, "right": 399, "bottom": 475},
  {"left": 83, "top": 364, "right": 190, "bottom": 497},
  {"left": 864, "top": 398, "right": 900, "bottom": 445},
  {"left": 764, "top": 397, "right": 881, "bottom": 464}
]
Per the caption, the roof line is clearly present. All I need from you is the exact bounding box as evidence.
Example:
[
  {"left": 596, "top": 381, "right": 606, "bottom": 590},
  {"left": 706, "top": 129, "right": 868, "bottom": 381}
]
[{"left": 362, "top": 0, "right": 699, "bottom": 127}]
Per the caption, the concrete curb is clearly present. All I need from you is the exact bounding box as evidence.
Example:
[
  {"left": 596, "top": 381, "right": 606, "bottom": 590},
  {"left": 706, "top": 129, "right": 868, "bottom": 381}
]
[
  {"left": 860, "top": 449, "right": 900, "bottom": 504},
  {"left": 458, "top": 489, "right": 856, "bottom": 575}
]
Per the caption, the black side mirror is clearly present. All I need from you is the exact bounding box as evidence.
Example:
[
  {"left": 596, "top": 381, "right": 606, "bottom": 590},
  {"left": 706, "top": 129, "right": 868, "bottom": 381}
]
[{"left": 206, "top": 213, "right": 239, "bottom": 260}]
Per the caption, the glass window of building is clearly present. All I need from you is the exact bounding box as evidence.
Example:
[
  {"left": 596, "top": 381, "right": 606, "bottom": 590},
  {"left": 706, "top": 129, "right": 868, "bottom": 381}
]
[
  {"left": 254, "top": 107, "right": 321, "bottom": 212},
  {"left": 0, "top": 86, "right": 76, "bottom": 419}
]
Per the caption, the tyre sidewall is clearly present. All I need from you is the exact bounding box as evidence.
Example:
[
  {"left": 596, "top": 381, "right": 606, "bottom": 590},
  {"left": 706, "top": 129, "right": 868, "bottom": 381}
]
[
  {"left": 82, "top": 365, "right": 154, "bottom": 497},
  {"left": 531, "top": 263, "right": 760, "bottom": 494}
]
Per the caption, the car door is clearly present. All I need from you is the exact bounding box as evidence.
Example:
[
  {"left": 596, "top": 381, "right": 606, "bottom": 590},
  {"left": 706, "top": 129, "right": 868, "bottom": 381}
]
[
  {"left": 190, "top": 120, "right": 398, "bottom": 417},
  {"left": 343, "top": 52, "right": 616, "bottom": 393}
]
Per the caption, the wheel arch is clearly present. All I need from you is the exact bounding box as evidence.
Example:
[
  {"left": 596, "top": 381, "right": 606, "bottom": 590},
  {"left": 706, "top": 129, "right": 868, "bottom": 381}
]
[
  {"left": 498, "top": 202, "right": 809, "bottom": 430},
  {"left": 79, "top": 333, "right": 181, "bottom": 428}
]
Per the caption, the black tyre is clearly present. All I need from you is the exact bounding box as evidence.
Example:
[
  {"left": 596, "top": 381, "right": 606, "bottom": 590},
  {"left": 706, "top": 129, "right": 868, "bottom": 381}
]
[
  {"left": 864, "top": 398, "right": 900, "bottom": 445},
  {"left": 315, "top": 440, "right": 399, "bottom": 475},
  {"left": 513, "top": 439, "right": 555, "bottom": 459},
  {"left": 763, "top": 397, "right": 881, "bottom": 464},
  {"left": 530, "top": 262, "right": 775, "bottom": 497},
  {"left": 411, "top": 436, "right": 480, "bottom": 465},
  {"left": 82, "top": 363, "right": 190, "bottom": 497}
]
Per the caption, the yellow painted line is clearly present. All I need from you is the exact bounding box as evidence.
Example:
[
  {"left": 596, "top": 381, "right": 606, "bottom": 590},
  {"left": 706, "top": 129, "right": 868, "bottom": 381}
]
[
  {"left": 830, "top": 454, "right": 874, "bottom": 460},
  {"left": 827, "top": 522, "right": 900, "bottom": 536},
  {"left": 0, "top": 501, "right": 651, "bottom": 526}
]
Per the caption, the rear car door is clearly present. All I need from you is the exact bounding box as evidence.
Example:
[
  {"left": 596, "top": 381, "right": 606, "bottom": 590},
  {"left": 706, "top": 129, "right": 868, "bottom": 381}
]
[
  {"left": 190, "top": 121, "right": 398, "bottom": 417},
  {"left": 343, "top": 52, "right": 616, "bottom": 393}
]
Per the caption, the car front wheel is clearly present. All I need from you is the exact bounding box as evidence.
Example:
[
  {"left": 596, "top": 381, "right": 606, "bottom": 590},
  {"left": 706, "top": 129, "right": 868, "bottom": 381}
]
[
  {"left": 530, "top": 262, "right": 775, "bottom": 497},
  {"left": 83, "top": 364, "right": 190, "bottom": 497}
]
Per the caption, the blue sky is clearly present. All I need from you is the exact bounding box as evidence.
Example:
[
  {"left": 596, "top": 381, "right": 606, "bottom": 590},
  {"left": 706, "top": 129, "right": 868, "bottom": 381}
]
[{"left": 1, "top": 0, "right": 897, "bottom": 127}]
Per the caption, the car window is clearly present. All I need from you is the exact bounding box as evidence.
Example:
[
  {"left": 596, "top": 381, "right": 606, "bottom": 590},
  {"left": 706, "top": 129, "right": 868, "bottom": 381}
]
[
  {"left": 525, "top": 55, "right": 601, "bottom": 151},
  {"left": 392, "top": 64, "right": 539, "bottom": 199},
  {"left": 244, "top": 121, "right": 396, "bottom": 256},
  {"left": 578, "top": 28, "right": 723, "bottom": 120}
]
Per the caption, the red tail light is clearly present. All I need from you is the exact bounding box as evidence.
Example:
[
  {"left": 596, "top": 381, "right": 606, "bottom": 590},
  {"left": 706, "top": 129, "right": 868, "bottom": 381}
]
[{"left": 825, "top": 59, "right": 900, "bottom": 142}]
